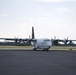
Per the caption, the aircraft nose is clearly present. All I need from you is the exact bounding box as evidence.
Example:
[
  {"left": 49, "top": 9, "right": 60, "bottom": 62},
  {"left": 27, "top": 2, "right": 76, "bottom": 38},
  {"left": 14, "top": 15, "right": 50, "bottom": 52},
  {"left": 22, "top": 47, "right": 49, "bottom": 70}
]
[{"left": 47, "top": 43, "right": 52, "bottom": 47}]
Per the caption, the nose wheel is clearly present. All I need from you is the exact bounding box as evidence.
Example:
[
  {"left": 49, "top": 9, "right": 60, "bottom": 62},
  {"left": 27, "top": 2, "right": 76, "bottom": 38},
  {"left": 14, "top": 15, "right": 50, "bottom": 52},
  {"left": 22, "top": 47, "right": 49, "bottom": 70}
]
[
  {"left": 33, "top": 48, "right": 37, "bottom": 50},
  {"left": 43, "top": 49, "right": 49, "bottom": 51}
]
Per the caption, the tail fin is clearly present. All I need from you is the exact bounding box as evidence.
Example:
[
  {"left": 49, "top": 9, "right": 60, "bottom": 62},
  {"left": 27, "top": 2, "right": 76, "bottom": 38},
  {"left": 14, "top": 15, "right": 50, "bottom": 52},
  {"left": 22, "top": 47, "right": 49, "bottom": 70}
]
[{"left": 32, "top": 26, "right": 35, "bottom": 39}]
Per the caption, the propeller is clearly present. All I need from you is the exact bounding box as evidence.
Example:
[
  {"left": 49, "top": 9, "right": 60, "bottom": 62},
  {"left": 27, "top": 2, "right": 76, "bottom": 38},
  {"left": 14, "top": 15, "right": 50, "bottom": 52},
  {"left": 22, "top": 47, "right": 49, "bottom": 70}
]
[
  {"left": 64, "top": 37, "right": 69, "bottom": 45},
  {"left": 14, "top": 36, "right": 20, "bottom": 43}
]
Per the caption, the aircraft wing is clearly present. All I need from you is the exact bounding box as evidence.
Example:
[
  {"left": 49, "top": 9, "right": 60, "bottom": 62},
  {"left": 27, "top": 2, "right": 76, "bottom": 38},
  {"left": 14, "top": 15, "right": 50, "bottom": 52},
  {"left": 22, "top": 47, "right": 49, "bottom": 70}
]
[
  {"left": 0, "top": 38, "right": 29, "bottom": 41},
  {"left": 58, "top": 39, "right": 76, "bottom": 41},
  {"left": 0, "top": 38, "right": 16, "bottom": 40}
]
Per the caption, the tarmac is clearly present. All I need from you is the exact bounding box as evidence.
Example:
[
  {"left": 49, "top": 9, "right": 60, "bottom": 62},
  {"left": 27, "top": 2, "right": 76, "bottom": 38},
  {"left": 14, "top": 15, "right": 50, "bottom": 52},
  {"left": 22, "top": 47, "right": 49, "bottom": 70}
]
[{"left": 0, "top": 49, "right": 76, "bottom": 75}]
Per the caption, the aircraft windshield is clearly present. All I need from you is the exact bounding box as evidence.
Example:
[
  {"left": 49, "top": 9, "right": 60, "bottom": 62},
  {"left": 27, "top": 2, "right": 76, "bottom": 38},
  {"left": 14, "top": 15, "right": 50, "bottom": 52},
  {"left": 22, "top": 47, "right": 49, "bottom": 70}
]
[{"left": 44, "top": 39, "right": 50, "bottom": 42}]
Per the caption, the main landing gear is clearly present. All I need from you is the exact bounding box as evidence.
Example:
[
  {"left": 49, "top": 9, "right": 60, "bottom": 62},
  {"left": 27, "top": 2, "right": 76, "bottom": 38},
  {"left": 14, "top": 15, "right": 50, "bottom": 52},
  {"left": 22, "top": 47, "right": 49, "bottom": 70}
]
[
  {"left": 43, "top": 49, "right": 49, "bottom": 51},
  {"left": 33, "top": 47, "right": 49, "bottom": 51}
]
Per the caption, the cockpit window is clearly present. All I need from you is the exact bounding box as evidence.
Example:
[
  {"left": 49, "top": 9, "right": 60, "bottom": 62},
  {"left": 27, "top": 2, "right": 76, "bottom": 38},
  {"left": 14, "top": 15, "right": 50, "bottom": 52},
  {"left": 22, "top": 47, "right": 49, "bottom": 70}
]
[{"left": 44, "top": 39, "right": 50, "bottom": 42}]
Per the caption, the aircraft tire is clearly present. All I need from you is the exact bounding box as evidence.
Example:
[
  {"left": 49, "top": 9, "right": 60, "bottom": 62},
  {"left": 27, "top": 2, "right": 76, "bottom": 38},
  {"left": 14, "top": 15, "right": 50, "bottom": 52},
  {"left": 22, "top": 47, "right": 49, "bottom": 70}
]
[
  {"left": 46, "top": 49, "right": 49, "bottom": 51},
  {"left": 43, "top": 49, "right": 49, "bottom": 51},
  {"left": 33, "top": 48, "right": 36, "bottom": 51},
  {"left": 43, "top": 49, "right": 45, "bottom": 51}
]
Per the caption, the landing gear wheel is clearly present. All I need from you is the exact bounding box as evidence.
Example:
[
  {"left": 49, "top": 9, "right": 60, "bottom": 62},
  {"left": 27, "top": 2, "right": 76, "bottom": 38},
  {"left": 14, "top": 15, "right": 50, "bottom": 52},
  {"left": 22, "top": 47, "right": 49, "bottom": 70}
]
[
  {"left": 33, "top": 48, "right": 36, "bottom": 51},
  {"left": 46, "top": 49, "right": 49, "bottom": 51},
  {"left": 43, "top": 49, "right": 45, "bottom": 51},
  {"left": 43, "top": 49, "right": 49, "bottom": 51}
]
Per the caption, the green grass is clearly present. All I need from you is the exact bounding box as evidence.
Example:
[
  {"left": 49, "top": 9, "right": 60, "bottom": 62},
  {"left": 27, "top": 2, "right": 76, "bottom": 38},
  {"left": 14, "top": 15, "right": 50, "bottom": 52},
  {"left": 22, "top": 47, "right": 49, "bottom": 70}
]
[
  {"left": 0, "top": 46, "right": 32, "bottom": 48},
  {"left": 50, "top": 46, "right": 76, "bottom": 50},
  {"left": 0, "top": 46, "right": 76, "bottom": 50},
  {"left": 0, "top": 46, "right": 32, "bottom": 50}
]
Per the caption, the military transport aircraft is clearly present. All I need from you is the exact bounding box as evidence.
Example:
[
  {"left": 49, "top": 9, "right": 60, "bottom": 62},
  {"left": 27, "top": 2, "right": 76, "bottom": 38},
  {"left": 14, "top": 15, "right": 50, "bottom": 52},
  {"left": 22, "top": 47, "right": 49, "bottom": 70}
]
[{"left": 0, "top": 26, "right": 76, "bottom": 50}]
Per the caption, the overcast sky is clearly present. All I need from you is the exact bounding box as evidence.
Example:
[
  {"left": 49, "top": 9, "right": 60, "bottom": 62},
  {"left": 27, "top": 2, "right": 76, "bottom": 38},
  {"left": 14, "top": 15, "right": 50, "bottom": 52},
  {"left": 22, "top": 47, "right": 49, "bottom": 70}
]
[{"left": 0, "top": 0, "right": 76, "bottom": 39}]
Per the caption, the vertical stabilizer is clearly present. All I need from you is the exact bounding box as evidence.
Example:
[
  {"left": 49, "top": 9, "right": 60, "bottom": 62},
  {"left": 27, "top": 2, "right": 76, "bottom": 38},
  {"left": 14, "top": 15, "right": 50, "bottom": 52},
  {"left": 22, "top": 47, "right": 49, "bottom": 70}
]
[{"left": 32, "top": 26, "right": 35, "bottom": 39}]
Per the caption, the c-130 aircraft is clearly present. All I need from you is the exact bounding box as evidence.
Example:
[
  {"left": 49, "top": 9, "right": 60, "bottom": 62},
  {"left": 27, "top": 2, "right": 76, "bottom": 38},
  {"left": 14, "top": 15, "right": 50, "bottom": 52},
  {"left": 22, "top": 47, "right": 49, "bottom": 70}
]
[{"left": 0, "top": 27, "right": 52, "bottom": 51}]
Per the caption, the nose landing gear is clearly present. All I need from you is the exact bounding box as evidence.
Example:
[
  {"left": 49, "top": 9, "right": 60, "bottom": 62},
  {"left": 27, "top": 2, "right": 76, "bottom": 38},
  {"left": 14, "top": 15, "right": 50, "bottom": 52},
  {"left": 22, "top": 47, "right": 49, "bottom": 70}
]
[{"left": 43, "top": 48, "right": 49, "bottom": 51}]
